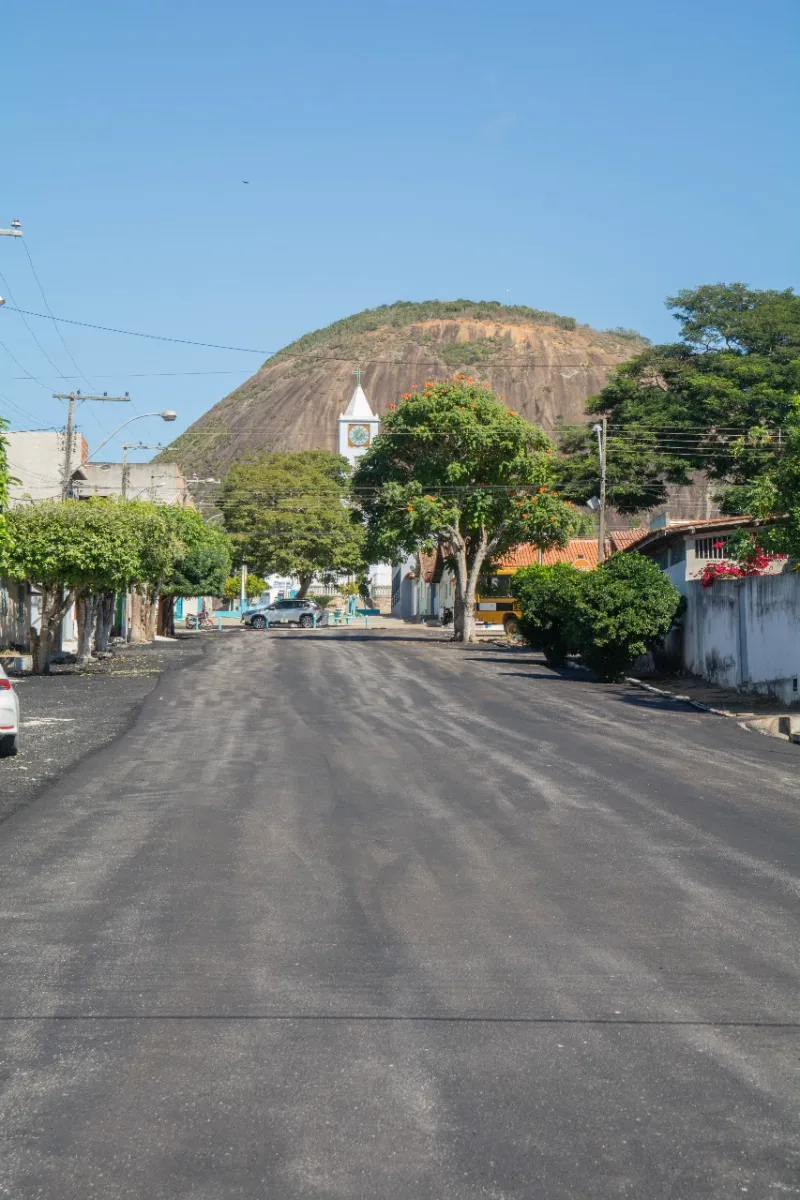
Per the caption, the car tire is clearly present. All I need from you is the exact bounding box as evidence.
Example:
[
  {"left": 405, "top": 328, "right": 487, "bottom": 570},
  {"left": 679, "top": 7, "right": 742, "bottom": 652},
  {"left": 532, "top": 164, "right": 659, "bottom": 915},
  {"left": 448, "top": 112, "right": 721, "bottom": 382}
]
[
  {"left": 0, "top": 734, "right": 18, "bottom": 758},
  {"left": 298, "top": 614, "right": 313, "bottom": 629},
  {"left": 251, "top": 615, "right": 267, "bottom": 630},
  {"left": 503, "top": 615, "right": 521, "bottom": 637}
]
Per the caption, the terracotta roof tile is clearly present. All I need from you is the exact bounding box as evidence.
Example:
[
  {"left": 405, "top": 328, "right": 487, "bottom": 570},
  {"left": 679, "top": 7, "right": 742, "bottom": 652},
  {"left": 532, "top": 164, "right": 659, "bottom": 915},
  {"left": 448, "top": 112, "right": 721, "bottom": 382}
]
[
  {"left": 496, "top": 539, "right": 599, "bottom": 571},
  {"left": 608, "top": 529, "right": 648, "bottom": 551}
]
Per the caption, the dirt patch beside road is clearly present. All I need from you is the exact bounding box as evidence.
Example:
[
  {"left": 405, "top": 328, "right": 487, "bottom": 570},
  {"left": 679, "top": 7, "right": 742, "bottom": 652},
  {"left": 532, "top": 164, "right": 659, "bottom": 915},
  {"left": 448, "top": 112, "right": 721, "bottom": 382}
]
[{"left": 0, "top": 635, "right": 220, "bottom": 824}]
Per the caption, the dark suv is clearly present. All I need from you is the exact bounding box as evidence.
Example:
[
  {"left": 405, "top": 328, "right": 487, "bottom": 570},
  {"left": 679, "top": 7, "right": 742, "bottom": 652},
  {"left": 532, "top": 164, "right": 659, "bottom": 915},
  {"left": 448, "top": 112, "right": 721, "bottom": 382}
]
[{"left": 241, "top": 599, "right": 327, "bottom": 629}]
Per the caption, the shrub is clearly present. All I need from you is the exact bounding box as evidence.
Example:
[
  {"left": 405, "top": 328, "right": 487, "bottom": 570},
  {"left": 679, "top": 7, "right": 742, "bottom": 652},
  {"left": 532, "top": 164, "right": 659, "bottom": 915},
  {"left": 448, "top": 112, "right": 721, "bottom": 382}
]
[
  {"left": 573, "top": 553, "right": 681, "bottom": 681},
  {"left": 511, "top": 563, "right": 586, "bottom": 666}
]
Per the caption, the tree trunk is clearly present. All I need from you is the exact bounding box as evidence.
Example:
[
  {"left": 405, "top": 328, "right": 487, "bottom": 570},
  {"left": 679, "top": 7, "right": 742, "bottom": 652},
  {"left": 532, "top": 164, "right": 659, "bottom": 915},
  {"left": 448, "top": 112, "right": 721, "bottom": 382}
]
[
  {"left": 160, "top": 595, "right": 175, "bottom": 637},
  {"left": 75, "top": 592, "right": 98, "bottom": 664},
  {"left": 94, "top": 591, "right": 116, "bottom": 653},
  {"left": 145, "top": 585, "right": 160, "bottom": 642},
  {"left": 451, "top": 531, "right": 491, "bottom": 643},
  {"left": 33, "top": 585, "right": 73, "bottom": 675},
  {"left": 296, "top": 574, "right": 313, "bottom": 599},
  {"left": 129, "top": 589, "right": 150, "bottom": 643}
]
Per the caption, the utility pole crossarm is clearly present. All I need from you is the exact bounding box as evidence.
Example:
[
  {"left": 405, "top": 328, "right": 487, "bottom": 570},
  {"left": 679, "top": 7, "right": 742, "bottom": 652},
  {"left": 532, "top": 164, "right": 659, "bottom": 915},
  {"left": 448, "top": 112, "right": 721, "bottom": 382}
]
[
  {"left": 55, "top": 392, "right": 131, "bottom": 500},
  {"left": 0, "top": 219, "right": 23, "bottom": 238}
]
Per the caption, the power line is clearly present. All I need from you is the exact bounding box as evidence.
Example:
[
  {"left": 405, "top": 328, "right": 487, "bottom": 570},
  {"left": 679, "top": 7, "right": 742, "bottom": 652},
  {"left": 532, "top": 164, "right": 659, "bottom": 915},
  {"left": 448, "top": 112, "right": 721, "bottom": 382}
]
[
  {"left": 19, "top": 239, "right": 98, "bottom": 394},
  {"left": 0, "top": 267, "right": 73, "bottom": 381},
  {"left": 4, "top": 307, "right": 272, "bottom": 353}
]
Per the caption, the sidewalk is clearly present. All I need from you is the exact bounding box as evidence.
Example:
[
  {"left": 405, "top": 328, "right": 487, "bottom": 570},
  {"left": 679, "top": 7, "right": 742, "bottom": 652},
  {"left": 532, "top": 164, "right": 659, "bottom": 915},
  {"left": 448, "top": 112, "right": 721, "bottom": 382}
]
[{"left": 627, "top": 671, "right": 800, "bottom": 742}]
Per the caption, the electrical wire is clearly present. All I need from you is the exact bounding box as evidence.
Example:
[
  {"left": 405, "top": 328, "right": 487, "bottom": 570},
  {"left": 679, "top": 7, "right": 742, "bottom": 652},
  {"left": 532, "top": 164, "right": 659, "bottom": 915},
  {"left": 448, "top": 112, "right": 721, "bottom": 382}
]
[
  {"left": 19, "top": 241, "right": 99, "bottom": 395},
  {"left": 0, "top": 267, "right": 74, "bottom": 382}
]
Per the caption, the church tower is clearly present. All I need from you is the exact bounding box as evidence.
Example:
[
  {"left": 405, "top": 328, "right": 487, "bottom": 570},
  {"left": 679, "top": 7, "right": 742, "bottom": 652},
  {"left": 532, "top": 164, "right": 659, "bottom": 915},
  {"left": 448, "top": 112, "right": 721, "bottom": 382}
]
[{"left": 338, "top": 369, "right": 380, "bottom": 466}]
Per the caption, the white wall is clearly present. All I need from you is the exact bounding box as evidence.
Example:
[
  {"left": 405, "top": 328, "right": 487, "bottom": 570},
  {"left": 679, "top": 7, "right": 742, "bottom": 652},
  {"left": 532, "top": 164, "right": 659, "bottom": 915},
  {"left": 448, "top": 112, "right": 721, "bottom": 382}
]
[{"left": 684, "top": 574, "right": 800, "bottom": 705}]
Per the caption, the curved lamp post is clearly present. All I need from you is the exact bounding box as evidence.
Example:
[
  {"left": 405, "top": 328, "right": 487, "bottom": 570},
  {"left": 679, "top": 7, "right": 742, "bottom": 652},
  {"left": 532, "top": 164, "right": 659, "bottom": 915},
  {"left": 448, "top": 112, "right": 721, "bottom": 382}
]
[{"left": 71, "top": 411, "right": 177, "bottom": 497}]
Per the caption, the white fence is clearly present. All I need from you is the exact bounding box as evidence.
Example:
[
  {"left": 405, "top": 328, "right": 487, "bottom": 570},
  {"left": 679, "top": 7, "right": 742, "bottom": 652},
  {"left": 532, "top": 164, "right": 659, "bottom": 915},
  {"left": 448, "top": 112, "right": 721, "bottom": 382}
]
[{"left": 684, "top": 573, "right": 800, "bottom": 705}]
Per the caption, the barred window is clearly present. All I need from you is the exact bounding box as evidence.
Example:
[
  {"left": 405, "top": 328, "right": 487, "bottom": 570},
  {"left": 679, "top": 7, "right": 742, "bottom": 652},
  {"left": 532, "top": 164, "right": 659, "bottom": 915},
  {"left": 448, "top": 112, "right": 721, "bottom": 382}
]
[{"left": 695, "top": 537, "right": 728, "bottom": 560}]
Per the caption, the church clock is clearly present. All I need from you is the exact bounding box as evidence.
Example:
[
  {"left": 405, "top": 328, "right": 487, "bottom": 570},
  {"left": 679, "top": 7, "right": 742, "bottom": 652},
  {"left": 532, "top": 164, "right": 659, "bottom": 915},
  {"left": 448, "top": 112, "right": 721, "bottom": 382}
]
[{"left": 347, "top": 423, "right": 371, "bottom": 448}]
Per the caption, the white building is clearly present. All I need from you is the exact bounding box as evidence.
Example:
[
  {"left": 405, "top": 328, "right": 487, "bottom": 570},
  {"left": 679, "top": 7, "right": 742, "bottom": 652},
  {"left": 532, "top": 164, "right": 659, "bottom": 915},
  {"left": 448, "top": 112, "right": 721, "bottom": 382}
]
[
  {"left": 338, "top": 375, "right": 391, "bottom": 592},
  {"left": 338, "top": 372, "right": 381, "bottom": 467},
  {"left": 627, "top": 514, "right": 785, "bottom": 596}
]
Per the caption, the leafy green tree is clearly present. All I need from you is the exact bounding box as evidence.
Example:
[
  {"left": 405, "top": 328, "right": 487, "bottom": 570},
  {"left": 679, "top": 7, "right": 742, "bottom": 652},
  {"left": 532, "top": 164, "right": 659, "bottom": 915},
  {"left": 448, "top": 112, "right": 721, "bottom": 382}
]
[
  {"left": 220, "top": 451, "right": 365, "bottom": 597},
  {"left": 573, "top": 554, "right": 681, "bottom": 681},
  {"left": 223, "top": 573, "right": 267, "bottom": 605},
  {"left": 5, "top": 499, "right": 161, "bottom": 673},
  {"left": 352, "top": 377, "right": 581, "bottom": 641},
  {"left": 723, "top": 396, "right": 800, "bottom": 560},
  {"left": 573, "top": 284, "right": 800, "bottom": 513},
  {"left": 157, "top": 508, "right": 232, "bottom": 634},
  {"left": 511, "top": 563, "right": 586, "bottom": 666}
]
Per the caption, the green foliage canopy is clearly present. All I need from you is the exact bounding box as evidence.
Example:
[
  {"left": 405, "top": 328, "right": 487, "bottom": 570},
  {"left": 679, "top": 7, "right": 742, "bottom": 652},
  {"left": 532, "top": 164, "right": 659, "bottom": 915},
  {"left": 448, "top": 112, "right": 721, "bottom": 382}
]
[
  {"left": 513, "top": 553, "right": 680, "bottom": 681},
  {"left": 570, "top": 284, "right": 800, "bottom": 513},
  {"left": 220, "top": 451, "right": 365, "bottom": 593},
  {"left": 575, "top": 554, "right": 681, "bottom": 680},
  {"left": 352, "top": 377, "right": 584, "bottom": 640},
  {"left": 511, "top": 563, "right": 586, "bottom": 666}
]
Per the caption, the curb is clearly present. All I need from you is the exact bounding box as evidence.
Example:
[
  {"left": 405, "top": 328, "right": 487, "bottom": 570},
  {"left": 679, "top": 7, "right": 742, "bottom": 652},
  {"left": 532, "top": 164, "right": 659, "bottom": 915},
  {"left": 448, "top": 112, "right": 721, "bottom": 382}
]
[
  {"left": 624, "top": 676, "right": 735, "bottom": 719},
  {"left": 625, "top": 676, "right": 799, "bottom": 743}
]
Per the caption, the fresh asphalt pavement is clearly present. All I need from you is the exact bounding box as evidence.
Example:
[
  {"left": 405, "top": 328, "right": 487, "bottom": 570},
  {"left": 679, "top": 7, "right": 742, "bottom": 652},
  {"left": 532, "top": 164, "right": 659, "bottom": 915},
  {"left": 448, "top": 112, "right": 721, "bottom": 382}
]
[{"left": 0, "top": 628, "right": 798, "bottom": 1198}]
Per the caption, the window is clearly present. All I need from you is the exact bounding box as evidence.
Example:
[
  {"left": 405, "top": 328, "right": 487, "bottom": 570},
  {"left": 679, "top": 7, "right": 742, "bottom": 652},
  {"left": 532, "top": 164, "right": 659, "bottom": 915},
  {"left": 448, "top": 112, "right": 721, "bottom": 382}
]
[
  {"left": 695, "top": 536, "right": 728, "bottom": 560},
  {"left": 669, "top": 541, "right": 686, "bottom": 567}
]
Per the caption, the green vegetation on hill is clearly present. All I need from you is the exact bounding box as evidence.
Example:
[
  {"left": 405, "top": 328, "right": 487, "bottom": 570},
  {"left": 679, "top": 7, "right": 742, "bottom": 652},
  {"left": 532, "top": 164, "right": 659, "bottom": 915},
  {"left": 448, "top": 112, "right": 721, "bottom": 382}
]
[{"left": 269, "top": 300, "right": 579, "bottom": 365}]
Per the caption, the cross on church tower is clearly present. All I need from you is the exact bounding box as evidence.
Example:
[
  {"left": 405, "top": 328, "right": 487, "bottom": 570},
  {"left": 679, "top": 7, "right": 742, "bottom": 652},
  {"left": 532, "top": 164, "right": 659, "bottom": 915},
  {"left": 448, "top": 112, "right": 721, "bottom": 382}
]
[{"left": 338, "top": 367, "right": 379, "bottom": 466}]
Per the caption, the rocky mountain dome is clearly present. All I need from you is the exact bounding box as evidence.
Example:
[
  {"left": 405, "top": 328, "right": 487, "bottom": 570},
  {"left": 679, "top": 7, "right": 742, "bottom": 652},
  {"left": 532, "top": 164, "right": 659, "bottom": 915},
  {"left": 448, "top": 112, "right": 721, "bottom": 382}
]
[{"left": 161, "top": 300, "right": 647, "bottom": 477}]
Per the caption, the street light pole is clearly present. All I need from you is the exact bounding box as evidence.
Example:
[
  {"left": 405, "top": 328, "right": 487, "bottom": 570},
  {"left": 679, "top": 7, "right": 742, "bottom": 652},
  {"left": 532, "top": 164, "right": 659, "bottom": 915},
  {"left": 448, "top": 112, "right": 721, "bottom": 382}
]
[
  {"left": 594, "top": 418, "right": 608, "bottom": 564},
  {"left": 53, "top": 391, "right": 131, "bottom": 499},
  {"left": 72, "top": 411, "right": 178, "bottom": 485}
]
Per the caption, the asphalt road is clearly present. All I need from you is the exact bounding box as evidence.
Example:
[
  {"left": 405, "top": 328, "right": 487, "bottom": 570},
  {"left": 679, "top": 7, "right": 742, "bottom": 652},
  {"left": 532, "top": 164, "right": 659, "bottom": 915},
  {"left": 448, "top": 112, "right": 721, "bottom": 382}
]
[{"left": 1, "top": 629, "right": 798, "bottom": 1198}]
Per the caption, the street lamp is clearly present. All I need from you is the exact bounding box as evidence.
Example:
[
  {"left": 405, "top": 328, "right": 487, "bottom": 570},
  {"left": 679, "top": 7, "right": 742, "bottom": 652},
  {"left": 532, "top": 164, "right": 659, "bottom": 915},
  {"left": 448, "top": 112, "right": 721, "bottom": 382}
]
[{"left": 71, "top": 411, "right": 177, "bottom": 494}]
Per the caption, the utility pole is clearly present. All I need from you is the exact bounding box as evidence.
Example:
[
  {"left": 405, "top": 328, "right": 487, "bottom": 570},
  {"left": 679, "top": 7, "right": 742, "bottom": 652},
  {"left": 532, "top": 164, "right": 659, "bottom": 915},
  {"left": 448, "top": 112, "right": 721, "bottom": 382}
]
[
  {"left": 121, "top": 443, "right": 164, "bottom": 499},
  {"left": 594, "top": 418, "right": 608, "bottom": 564},
  {"left": 53, "top": 392, "right": 130, "bottom": 498},
  {"left": 240, "top": 562, "right": 248, "bottom": 609}
]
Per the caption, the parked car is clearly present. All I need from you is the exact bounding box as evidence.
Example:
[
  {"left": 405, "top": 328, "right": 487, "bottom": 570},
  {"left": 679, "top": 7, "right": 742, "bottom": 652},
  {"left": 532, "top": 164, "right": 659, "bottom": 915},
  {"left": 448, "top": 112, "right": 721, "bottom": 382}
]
[
  {"left": 241, "top": 598, "right": 328, "bottom": 629},
  {"left": 0, "top": 662, "right": 20, "bottom": 757}
]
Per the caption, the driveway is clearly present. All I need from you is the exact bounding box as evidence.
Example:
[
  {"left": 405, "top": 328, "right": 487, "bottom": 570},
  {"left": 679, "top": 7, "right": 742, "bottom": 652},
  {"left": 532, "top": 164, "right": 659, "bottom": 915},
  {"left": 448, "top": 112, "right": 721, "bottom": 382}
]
[{"left": 0, "top": 630, "right": 798, "bottom": 1197}]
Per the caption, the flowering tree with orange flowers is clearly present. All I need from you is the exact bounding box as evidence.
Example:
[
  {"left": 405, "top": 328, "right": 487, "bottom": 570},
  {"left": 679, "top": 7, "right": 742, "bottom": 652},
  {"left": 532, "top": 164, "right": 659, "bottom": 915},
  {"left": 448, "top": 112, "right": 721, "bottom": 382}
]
[{"left": 351, "top": 377, "right": 581, "bottom": 641}]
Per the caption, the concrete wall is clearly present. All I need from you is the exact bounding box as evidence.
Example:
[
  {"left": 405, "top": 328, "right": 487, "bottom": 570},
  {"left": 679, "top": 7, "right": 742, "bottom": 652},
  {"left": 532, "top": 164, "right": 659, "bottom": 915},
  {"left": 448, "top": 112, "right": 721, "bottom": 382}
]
[
  {"left": 684, "top": 575, "right": 800, "bottom": 705},
  {"left": 0, "top": 582, "right": 30, "bottom": 649},
  {"left": 7, "top": 431, "right": 88, "bottom": 503},
  {"left": 77, "top": 461, "right": 188, "bottom": 504}
]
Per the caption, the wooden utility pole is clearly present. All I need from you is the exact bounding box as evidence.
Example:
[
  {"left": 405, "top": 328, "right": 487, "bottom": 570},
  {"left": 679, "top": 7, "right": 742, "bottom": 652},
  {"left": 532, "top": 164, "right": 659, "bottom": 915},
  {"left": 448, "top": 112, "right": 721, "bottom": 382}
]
[{"left": 53, "top": 392, "right": 130, "bottom": 498}]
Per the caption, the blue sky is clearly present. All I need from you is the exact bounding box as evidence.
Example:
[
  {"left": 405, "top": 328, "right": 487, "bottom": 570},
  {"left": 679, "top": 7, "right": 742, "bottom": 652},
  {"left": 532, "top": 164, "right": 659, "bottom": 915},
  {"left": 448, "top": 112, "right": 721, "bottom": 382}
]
[{"left": 2, "top": 0, "right": 798, "bottom": 459}]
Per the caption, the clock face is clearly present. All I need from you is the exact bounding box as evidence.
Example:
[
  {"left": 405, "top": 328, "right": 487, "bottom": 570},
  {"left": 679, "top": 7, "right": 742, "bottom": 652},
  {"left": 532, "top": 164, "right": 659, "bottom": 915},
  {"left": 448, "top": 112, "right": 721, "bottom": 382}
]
[{"left": 348, "top": 423, "right": 371, "bottom": 448}]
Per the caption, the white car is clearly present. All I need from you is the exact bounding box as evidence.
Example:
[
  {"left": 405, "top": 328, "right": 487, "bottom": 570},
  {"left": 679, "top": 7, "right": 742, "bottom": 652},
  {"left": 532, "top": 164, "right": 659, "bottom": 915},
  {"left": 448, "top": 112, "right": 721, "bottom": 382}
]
[{"left": 0, "top": 662, "right": 19, "bottom": 757}]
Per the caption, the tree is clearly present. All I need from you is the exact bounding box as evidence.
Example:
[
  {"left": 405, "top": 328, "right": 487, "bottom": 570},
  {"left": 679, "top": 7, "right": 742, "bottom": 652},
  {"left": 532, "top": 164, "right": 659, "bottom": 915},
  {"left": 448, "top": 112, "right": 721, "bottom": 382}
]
[
  {"left": 157, "top": 508, "right": 232, "bottom": 635},
  {"left": 5, "top": 500, "right": 158, "bottom": 673},
  {"left": 571, "top": 285, "right": 800, "bottom": 512},
  {"left": 352, "top": 377, "right": 583, "bottom": 641},
  {"left": 717, "top": 396, "right": 800, "bottom": 563},
  {"left": 220, "top": 451, "right": 365, "bottom": 598},
  {"left": 511, "top": 563, "right": 586, "bottom": 666},
  {"left": 223, "top": 573, "right": 267, "bottom": 605},
  {"left": 573, "top": 553, "right": 681, "bottom": 681}
]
